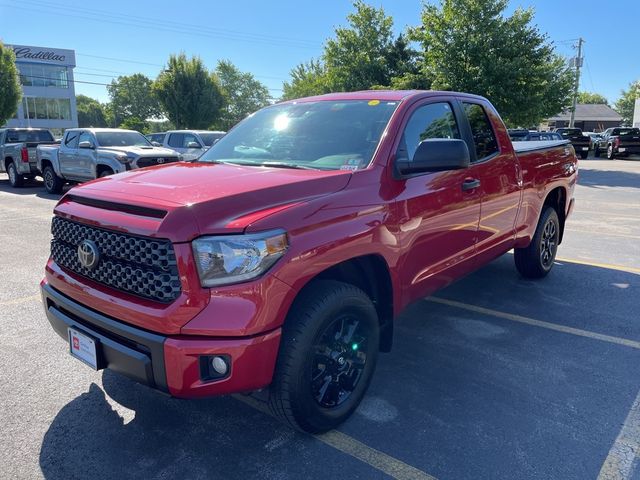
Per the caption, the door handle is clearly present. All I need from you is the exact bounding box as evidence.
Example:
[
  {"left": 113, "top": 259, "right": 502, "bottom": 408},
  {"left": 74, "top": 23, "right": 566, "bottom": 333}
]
[{"left": 462, "top": 178, "right": 481, "bottom": 191}]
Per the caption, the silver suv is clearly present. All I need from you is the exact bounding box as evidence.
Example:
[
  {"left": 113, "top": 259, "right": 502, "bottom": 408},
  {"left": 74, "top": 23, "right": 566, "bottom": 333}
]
[{"left": 148, "top": 130, "right": 225, "bottom": 161}]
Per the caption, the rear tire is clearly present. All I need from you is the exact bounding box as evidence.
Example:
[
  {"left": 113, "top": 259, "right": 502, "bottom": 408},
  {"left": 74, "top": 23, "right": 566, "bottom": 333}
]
[
  {"left": 42, "top": 165, "right": 64, "bottom": 194},
  {"left": 268, "top": 280, "right": 379, "bottom": 433},
  {"left": 514, "top": 206, "right": 560, "bottom": 279},
  {"left": 579, "top": 151, "right": 588, "bottom": 159},
  {"left": 607, "top": 144, "right": 615, "bottom": 160},
  {"left": 7, "top": 161, "right": 24, "bottom": 188},
  {"left": 594, "top": 147, "right": 600, "bottom": 157}
]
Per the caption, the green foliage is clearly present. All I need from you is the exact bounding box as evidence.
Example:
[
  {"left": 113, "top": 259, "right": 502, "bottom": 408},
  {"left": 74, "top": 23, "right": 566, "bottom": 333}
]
[
  {"left": 282, "top": 1, "right": 420, "bottom": 99},
  {"left": 214, "top": 60, "right": 271, "bottom": 130},
  {"left": 409, "top": 0, "right": 574, "bottom": 126},
  {"left": 282, "top": 60, "right": 331, "bottom": 100},
  {"left": 76, "top": 94, "right": 107, "bottom": 127},
  {"left": 119, "top": 116, "right": 149, "bottom": 133},
  {"left": 0, "top": 42, "right": 22, "bottom": 126},
  {"left": 577, "top": 91, "right": 609, "bottom": 105},
  {"left": 107, "top": 73, "right": 160, "bottom": 129},
  {"left": 153, "top": 53, "right": 225, "bottom": 129},
  {"left": 614, "top": 80, "right": 640, "bottom": 125}
]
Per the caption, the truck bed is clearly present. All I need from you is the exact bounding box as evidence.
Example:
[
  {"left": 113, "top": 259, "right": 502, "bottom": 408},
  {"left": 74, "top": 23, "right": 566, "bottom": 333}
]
[{"left": 512, "top": 140, "right": 570, "bottom": 153}]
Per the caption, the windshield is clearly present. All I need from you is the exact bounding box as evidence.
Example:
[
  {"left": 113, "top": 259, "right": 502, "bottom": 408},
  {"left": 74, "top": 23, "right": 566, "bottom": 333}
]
[
  {"left": 198, "top": 100, "right": 399, "bottom": 170},
  {"left": 95, "top": 131, "right": 151, "bottom": 147},
  {"left": 199, "top": 132, "right": 225, "bottom": 146},
  {"left": 7, "top": 129, "right": 54, "bottom": 143},
  {"left": 558, "top": 129, "right": 582, "bottom": 137},
  {"left": 614, "top": 128, "right": 640, "bottom": 136}
]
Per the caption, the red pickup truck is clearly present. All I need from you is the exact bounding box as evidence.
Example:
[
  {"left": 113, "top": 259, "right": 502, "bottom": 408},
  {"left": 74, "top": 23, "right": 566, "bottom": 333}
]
[{"left": 41, "top": 90, "right": 577, "bottom": 432}]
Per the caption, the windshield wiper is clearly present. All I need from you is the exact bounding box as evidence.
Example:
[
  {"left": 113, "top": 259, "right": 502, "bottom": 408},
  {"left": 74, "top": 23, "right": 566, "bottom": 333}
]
[{"left": 261, "top": 161, "right": 319, "bottom": 170}]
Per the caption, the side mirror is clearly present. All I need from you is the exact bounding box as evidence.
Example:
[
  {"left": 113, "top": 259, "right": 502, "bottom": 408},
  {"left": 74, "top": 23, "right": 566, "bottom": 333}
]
[
  {"left": 396, "top": 139, "right": 470, "bottom": 176},
  {"left": 187, "top": 141, "right": 201, "bottom": 149},
  {"left": 78, "top": 140, "right": 94, "bottom": 149},
  {"left": 151, "top": 141, "right": 162, "bottom": 147}
]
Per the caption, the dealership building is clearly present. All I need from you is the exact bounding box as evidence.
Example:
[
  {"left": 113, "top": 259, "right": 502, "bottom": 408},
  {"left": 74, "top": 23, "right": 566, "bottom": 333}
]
[{"left": 4, "top": 44, "right": 78, "bottom": 136}]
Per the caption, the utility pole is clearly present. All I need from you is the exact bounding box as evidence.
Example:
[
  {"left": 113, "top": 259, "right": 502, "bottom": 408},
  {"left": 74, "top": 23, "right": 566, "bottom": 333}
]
[{"left": 569, "top": 37, "right": 584, "bottom": 128}]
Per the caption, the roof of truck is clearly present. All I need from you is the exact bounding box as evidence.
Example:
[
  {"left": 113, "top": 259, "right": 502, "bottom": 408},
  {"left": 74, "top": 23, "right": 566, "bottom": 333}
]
[{"left": 281, "top": 90, "right": 488, "bottom": 103}]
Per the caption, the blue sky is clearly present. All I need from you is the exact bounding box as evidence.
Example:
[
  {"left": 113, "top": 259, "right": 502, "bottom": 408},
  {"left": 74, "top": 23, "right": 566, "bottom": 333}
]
[{"left": 1, "top": 0, "right": 638, "bottom": 105}]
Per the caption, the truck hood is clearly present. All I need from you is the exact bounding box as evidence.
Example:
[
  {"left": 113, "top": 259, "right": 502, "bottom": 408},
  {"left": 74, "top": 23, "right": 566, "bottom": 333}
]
[
  {"left": 62, "top": 162, "right": 351, "bottom": 241},
  {"left": 99, "top": 145, "right": 178, "bottom": 157}
]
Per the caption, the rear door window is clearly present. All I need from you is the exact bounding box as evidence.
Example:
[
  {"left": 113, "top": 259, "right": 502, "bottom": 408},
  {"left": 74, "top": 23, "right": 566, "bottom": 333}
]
[
  {"left": 64, "top": 131, "right": 80, "bottom": 149},
  {"left": 462, "top": 103, "right": 499, "bottom": 161}
]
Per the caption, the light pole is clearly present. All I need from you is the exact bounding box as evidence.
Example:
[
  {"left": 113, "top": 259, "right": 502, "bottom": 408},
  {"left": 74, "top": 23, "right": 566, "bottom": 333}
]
[{"left": 569, "top": 38, "right": 584, "bottom": 128}]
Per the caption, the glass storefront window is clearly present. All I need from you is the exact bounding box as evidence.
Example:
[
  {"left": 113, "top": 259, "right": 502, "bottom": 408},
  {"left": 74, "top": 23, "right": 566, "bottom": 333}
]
[
  {"left": 20, "top": 97, "right": 71, "bottom": 121},
  {"left": 17, "top": 63, "right": 69, "bottom": 88}
]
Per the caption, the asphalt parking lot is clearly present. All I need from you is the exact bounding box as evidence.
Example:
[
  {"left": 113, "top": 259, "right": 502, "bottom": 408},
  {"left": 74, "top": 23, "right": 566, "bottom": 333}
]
[{"left": 0, "top": 153, "right": 639, "bottom": 480}]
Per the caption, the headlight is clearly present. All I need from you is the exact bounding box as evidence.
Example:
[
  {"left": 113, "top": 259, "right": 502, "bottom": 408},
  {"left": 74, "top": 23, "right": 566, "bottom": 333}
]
[
  {"left": 115, "top": 154, "right": 133, "bottom": 164},
  {"left": 192, "top": 230, "right": 288, "bottom": 287}
]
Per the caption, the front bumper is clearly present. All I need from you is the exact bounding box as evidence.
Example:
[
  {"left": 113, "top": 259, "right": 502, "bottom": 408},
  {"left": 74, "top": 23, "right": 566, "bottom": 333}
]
[{"left": 41, "top": 281, "right": 282, "bottom": 398}]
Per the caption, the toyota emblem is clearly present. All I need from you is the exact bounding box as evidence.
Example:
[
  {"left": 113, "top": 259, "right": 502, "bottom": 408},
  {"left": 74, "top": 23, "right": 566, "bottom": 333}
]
[
  {"left": 157, "top": 158, "right": 164, "bottom": 164},
  {"left": 77, "top": 240, "right": 100, "bottom": 270}
]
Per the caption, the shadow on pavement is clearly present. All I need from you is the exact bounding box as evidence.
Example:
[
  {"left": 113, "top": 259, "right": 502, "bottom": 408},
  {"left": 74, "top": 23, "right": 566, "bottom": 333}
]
[
  {"left": 38, "top": 370, "right": 381, "bottom": 480},
  {"left": 577, "top": 168, "right": 640, "bottom": 189},
  {"left": 0, "top": 177, "right": 71, "bottom": 200}
]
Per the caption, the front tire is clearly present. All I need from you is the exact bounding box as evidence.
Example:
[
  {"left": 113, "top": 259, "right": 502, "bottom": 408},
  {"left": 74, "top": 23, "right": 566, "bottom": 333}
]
[
  {"left": 514, "top": 206, "right": 560, "bottom": 279},
  {"left": 594, "top": 147, "right": 600, "bottom": 157},
  {"left": 7, "top": 161, "right": 24, "bottom": 188},
  {"left": 269, "top": 280, "right": 379, "bottom": 433},
  {"left": 99, "top": 169, "right": 114, "bottom": 178},
  {"left": 42, "top": 165, "right": 64, "bottom": 194}
]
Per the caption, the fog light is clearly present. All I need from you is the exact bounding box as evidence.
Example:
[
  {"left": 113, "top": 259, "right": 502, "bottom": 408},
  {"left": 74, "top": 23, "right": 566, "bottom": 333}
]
[
  {"left": 199, "top": 354, "right": 231, "bottom": 382},
  {"left": 211, "top": 356, "right": 228, "bottom": 375}
]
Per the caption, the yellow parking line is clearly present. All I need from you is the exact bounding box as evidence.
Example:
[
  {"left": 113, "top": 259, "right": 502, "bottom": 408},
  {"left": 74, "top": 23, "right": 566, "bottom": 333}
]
[
  {"left": 235, "top": 395, "right": 437, "bottom": 480},
  {"left": 555, "top": 257, "right": 640, "bottom": 275},
  {"left": 597, "top": 388, "right": 640, "bottom": 480},
  {"left": 0, "top": 294, "right": 41, "bottom": 306},
  {"left": 426, "top": 297, "right": 640, "bottom": 350}
]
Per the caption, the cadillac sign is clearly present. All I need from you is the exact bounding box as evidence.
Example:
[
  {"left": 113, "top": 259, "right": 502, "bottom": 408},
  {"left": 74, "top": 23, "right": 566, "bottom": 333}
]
[{"left": 7, "top": 44, "right": 76, "bottom": 66}]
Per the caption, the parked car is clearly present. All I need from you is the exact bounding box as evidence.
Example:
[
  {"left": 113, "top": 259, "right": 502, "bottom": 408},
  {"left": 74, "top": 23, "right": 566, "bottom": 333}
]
[
  {"left": 148, "top": 130, "right": 226, "bottom": 161},
  {"left": 554, "top": 128, "right": 591, "bottom": 159},
  {"left": 507, "top": 129, "right": 561, "bottom": 142},
  {"left": 41, "top": 90, "right": 577, "bottom": 433},
  {"left": 0, "top": 128, "right": 57, "bottom": 187},
  {"left": 36, "top": 128, "right": 181, "bottom": 193},
  {"left": 583, "top": 131, "right": 603, "bottom": 150},
  {"left": 594, "top": 127, "right": 640, "bottom": 159}
]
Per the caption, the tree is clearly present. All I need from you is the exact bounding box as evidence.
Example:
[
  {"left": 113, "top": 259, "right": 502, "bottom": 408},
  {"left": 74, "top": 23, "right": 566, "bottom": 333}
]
[
  {"left": 153, "top": 53, "right": 225, "bottom": 129},
  {"left": 409, "top": 0, "right": 574, "bottom": 127},
  {"left": 107, "top": 73, "right": 161, "bottom": 128},
  {"left": 0, "top": 42, "right": 22, "bottom": 126},
  {"left": 282, "top": 60, "right": 331, "bottom": 100},
  {"left": 577, "top": 92, "right": 609, "bottom": 105},
  {"left": 215, "top": 60, "right": 271, "bottom": 130},
  {"left": 614, "top": 80, "right": 640, "bottom": 125},
  {"left": 323, "top": 2, "right": 418, "bottom": 91},
  {"left": 76, "top": 94, "right": 107, "bottom": 127},
  {"left": 281, "top": 1, "right": 421, "bottom": 99}
]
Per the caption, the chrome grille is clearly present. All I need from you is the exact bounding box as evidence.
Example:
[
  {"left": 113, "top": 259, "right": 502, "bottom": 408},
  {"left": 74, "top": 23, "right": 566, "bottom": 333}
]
[{"left": 50, "top": 216, "right": 181, "bottom": 303}]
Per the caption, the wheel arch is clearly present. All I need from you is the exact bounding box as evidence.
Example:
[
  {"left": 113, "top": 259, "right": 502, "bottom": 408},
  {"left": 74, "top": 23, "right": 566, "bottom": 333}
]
[
  {"left": 543, "top": 186, "right": 567, "bottom": 244},
  {"left": 290, "top": 254, "right": 395, "bottom": 352}
]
